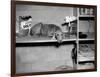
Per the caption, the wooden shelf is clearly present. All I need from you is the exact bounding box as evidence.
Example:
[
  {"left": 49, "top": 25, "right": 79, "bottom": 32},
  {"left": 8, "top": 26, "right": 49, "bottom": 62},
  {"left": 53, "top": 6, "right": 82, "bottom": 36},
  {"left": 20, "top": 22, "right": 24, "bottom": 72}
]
[
  {"left": 78, "top": 56, "right": 94, "bottom": 63},
  {"left": 78, "top": 39, "right": 94, "bottom": 44},
  {"left": 16, "top": 38, "right": 94, "bottom": 43},
  {"left": 79, "top": 15, "right": 95, "bottom": 20},
  {"left": 78, "top": 52, "right": 94, "bottom": 63},
  {"left": 16, "top": 34, "right": 77, "bottom": 43},
  {"left": 78, "top": 38, "right": 94, "bottom": 41},
  {"left": 79, "top": 15, "right": 94, "bottom": 18},
  {"left": 16, "top": 38, "right": 77, "bottom": 43},
  {"left": 16, "top": 37, "right": 77, "bottom": 47}
]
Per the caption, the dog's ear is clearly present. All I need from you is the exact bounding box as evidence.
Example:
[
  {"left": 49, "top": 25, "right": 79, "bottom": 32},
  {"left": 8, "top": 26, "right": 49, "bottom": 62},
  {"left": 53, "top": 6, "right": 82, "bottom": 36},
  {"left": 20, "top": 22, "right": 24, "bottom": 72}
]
[
  {"left": 19, "top": 16, "right": 22, "bottom": 20},
  {"left": 54, "top": 32, "right": 57, "bottom": 39}
]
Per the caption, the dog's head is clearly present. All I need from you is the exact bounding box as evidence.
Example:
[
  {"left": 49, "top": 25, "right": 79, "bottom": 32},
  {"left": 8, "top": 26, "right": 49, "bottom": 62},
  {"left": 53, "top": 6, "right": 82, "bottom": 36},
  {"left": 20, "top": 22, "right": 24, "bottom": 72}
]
[
  {"left": 55, "top": 31, "right": 63, "bottom": 43},
  {"left": 19, "top": 16, "right": 32, "bottom": 30}
]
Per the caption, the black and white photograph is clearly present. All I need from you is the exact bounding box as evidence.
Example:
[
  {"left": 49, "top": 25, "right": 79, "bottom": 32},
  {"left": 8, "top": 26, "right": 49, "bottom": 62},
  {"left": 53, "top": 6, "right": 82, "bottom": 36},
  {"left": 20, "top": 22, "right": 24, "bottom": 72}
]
[{"left": 12, "top": 1, "right": 97, "bottom": 76}]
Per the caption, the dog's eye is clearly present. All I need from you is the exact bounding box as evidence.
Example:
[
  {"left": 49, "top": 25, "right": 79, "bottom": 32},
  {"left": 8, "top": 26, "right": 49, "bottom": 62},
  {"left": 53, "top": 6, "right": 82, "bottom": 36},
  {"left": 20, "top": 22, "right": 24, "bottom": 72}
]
[
  {"left": 29, "top": 24, "right": 31, "bottom": 26},
  {"left": 56, "top": 34, "right": 59, "bottom": 36}
]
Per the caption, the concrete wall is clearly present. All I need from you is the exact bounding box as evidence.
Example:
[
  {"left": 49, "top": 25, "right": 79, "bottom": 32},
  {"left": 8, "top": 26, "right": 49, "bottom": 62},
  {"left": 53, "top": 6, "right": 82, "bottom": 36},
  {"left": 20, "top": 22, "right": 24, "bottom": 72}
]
[
  {"left": 16, "top": 5, "right": 74, "bottom": 29},
  {"left": 16, "top": 44, "right": 73, "bottom": 73}
]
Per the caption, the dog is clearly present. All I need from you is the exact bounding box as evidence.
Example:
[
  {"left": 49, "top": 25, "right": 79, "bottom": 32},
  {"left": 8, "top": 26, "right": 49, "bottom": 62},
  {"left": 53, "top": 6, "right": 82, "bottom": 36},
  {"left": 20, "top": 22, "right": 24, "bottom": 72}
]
[
  {"left": 16, "top": 16, "right": 32, "bottom": 38},
  {"left": 30, "top": 22, "right": 63, "bottom": 43}
]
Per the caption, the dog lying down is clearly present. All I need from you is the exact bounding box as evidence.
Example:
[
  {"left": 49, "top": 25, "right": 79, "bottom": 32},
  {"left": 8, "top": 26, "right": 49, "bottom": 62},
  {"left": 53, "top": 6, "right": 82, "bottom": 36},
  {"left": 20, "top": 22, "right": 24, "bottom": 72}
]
[
  {"left": 16, "top": 16, "right": 63, "bottom": 43},
  {"left": 16, "top": 21, "right": 63, "bottom": 43},
  {"left": 30, "top": 22, "right": 63, "bottom": 43}
]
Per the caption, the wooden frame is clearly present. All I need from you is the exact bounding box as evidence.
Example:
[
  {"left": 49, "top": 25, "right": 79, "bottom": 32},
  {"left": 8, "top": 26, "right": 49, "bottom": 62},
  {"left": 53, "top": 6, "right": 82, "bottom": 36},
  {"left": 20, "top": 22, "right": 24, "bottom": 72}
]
[{"left": 11, "top": 0, "right": 97, "bottom": 77}]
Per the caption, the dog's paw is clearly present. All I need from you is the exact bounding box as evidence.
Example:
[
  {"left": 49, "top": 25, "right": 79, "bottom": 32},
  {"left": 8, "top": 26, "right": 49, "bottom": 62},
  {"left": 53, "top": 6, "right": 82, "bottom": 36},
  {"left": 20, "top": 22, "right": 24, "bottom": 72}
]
[{"left": 51, "top": 36, "right": 56, "bottom": 40}]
